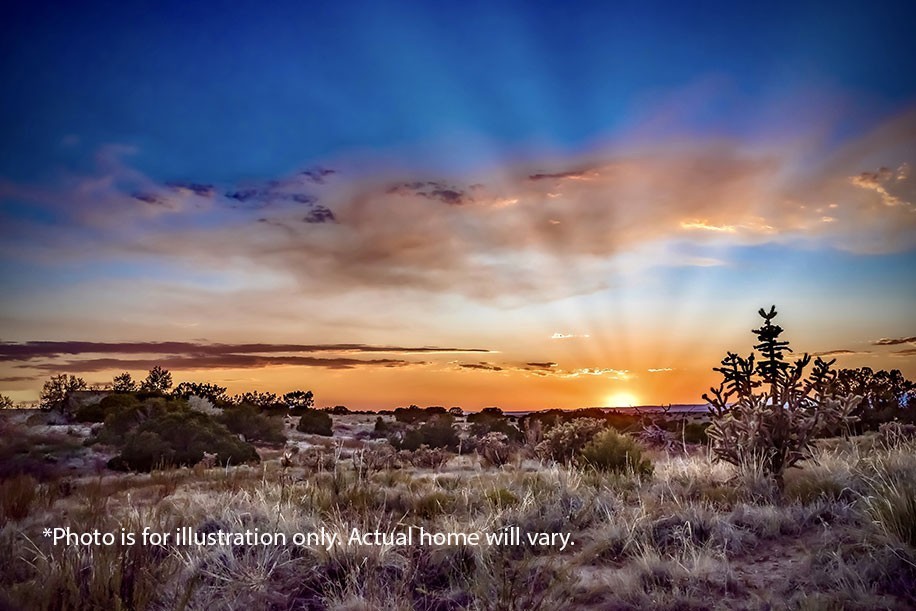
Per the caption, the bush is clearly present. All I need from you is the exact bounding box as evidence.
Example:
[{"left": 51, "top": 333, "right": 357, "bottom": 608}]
[
  {"left": 475, "top": 432, "right": 516, "bottom": 467},
  {"left": 535, "top": 418, "right": 604, "bottom": 462},
  {"left": 74, "top": 393, "right": 140, "bottom": 423},
  {"left": 297, "top": 409, "right": 333, "bottom": 436},
  {"left": 467, "top": 407, "right": 523, "bottom": 442},
  {"left": 393, "top": 405, "right": 446, "bottom": 424},
  {"left": 108, "top": 409, "right": 259, "bottom": 472},
  {"left": 0, "top": 474, "right": 39, "bottom": 525},
  {"left": 398, "top": 446, "right": 450, "bottom": 469},
  {"left": 578, "top": 429, "right": 653, "bottom": 476},
  {"left": 391, "top": 414, "right": 459, "bottom": 451},
  {"left": 219, "top": 404, "right": 285, "bottom": 443}
]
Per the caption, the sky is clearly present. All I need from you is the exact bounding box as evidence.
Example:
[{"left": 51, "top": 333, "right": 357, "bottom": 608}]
[{"left": 1, "top": 0, "right": 915, "bottom": 409}]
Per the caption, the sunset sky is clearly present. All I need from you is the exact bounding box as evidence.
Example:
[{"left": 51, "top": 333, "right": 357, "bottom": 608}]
[{"left": 1, "top": 1, "right": 915, "bottom": 410}]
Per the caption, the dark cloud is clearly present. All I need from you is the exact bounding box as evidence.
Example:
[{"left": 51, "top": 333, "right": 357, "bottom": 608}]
[
  {"left": 166, "top": 182, "right": 215, "bottom": 197},
  {"left": 387, "top": 181, "right": 468, "bottom": 205},
  {"left": 225, "top": 189, "right": 316, "bottom": 207},
  {"left": 131, "top": 192, "right": 169, "bottom": 206},
  {"left": 23, "top": 355, "right": 419, "bottom": 373},
  {"left": 300, "top": 167, "right": 336, "bottom": 184},
  {"left": 304, "top": 206, "right": 336, "bottom": 224},
  {"left": 891, "top": 348, "right": 916, "bottom": 357},
  {"left": 528, "top": 169, "right": 594, "bottom": 181},
  {"left": 458, "top": 362, "right": 504, "bottom": 371},
  {"left": 525, "top": 362, "right": 558, "bottom": 369},
  {"left": 850, "top": 167, "right": 895, "bottom": 188},
  {"left": 0, "top": 375, "right": 36, "bottom": 382},
  {"left": 0, "top": 341, "right": 491, "bottom": 362},
  {"left": 873, "top": 336, "right": 916, "bottom": 346}
]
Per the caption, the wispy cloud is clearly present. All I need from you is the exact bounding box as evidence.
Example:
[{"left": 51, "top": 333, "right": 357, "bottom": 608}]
[
  {"left": 0, "top": 341, "right": 491, "bottom": 362},
  {"left": 550, "top": 333, "right": 591, "bottom": 340},
  {"left": 811, "top": 349, "right": 871, "bottom": 357},
  {"left": 872, "top": 336, "right": 916, "bottom": 346},
  {"left": 2, "top": 109, "right": 915, "bottom": 305}
]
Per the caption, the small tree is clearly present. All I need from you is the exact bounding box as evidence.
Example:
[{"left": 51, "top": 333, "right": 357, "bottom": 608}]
[
  {"left": 0, "top": 394, "right": 14, "bottom": 409},
  {"left": 234, "top": 391, "right": 280, "bottom": 410},
  {"left": 172, "top": 381, "right": 228, "bottom": 404},
  {"left": 112, "top": 372, "right": 137, "bottom": 393},
  {"left": 703, "top": 306, "right": 860, "bottom": 488},
  {"left": 39, "top": 374, "right": 87, "bottom": 412},
  {"left": 140, "top": 366, "right": 173, "bottom": 394},
  {"left": 283, "top": 390, "right": 314, "bottom": 409}
]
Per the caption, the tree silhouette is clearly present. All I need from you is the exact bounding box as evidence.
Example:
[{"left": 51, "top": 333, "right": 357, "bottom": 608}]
[
  {"left": 39, "top": 374, "right": 87, "bottom": 412},
  {"left": 112, "top": 372, "right": 137, "bottom": 393},
  {"left": 703, "top": 306, "right": 861, "bottom": 488},
  {"left": 140, "top": 366, "right": 173, "bottom": 395}
]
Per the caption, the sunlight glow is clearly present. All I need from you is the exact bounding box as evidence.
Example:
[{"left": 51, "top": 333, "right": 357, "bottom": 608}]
[{"left": 604, "top": 391, "right": 640, "bottom": 407}]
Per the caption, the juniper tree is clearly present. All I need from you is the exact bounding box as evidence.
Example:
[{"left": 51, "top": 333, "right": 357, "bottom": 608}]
[{"left": 703, "top": 306, "right": 861, "bottom": 488}]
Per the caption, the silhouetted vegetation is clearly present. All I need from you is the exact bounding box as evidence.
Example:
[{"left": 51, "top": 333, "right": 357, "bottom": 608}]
[
  {"left": 297, "top": 408, "right": 333, "bottom": 436},
  {"left": 108, "top": 407, "right": 259, "bottom": 472},
  {"left": 139, "top": 366, "right": 173, "bottom": 395},
  {"left": 704, "top": 306, "right": 861, "bottom": 487},
  {"left": 578, "top": 428, "right": 653, "bottom": 475},
  {"left": 39, "top": 374, "right": 86, "bottom": 412},
  {"left": 111, "top": 371, "right": 137, "bottom": 393},
  {"left": 218, "top": 403, "right": 285, "bottom": 443}
]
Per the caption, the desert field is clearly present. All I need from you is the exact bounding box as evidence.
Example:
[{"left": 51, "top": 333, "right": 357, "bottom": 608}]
[{"left": 2, "top": 407, "right": 914, "bottom": 611}]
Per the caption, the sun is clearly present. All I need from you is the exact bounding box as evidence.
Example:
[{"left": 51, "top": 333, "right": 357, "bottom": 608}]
[{"left": 604, "top": 392, "right": 640, "bottom": 408}]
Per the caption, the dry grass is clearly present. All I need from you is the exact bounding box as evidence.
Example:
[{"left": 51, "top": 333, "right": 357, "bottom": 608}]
[{"left": 1, "top": 412, "right": 914, "bottom": 610}]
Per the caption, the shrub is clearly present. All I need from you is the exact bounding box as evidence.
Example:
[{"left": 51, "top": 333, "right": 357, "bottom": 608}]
[
  {"left": 578, "top": 429, "right": 653, "bottom": 476},
  {"left": 391, "top": 414, "right": 459, "bottom": 451},
  {"left": 108, "top": 408, "right": 259, "bottom": 471},
  {"left": 475, "top": 432, "right": 516, "bottom": 467},
  {"left": 398, "top": 446, "right": 450, "bottom": 469},
  {"left": 0, "top": 474, "right": 39, "bottom": 525},
  {"left": 299, "top": 447, "right": 338, "bottom": 471},
  {"left": 467, "top": 407, "right": 523, "bottom": 442},
  {"left": 703, "top": 306, "right": 861, "bottom": 488},
  {"left": 353, "top": 444, "right": 399, "bottom": 474},
  {"left": 878, "top": 422, "right": 916, "bottom": 447},
  {"left": 297, "top": 409, "right": 333, "bottom": 436},
  {"left": 535, "top": 418, "right": 604, "bottom": 462},
  {"left": 74, "top": 392, "right": 139, "bottom": 423},
  {"left": 393, "top": 405, "right": 447, "bottom": 424},
  {"left": 219, "top": 404, "right": 285, "bottom": 443}
]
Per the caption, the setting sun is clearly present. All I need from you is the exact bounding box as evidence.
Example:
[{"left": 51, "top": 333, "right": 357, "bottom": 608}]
[{"left": 604, "top": 392, "right": 640, "bottom": 408}]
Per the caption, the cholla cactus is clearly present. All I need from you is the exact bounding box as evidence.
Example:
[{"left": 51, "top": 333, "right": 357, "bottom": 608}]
[
  {"left": 703, "top": 306, "right": 861, "bottom": 488},
  {"left": 476, "top": 432, "right": 514, "bottom": 467}
]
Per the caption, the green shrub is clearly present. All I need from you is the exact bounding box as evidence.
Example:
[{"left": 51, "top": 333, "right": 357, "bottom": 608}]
[
  {"left": 535, "top": 418, "right": 604, "bottom": 462},
  {"left": 74, "top": 393, "right": 140, "bottom": 423},
  {"left": 578, "top": 429, "right": 653, "bottom": 476},
  {"left": 297, "top": 409, "right": 333, "bottom": 436},
  {"left": 391, "top": 414, "right": 459, "bottom": 451},
  {"left": 108, "top": 409, "right": 259, "bottom": 472},
  {"left": 467, "top": 407, "right": 523, "bottom": 442},
  {"left": 219, "top": 404, "right": 285, "bottom": 443},
  {"left": 475, "top": 432, "right": 516, "bottom": 467}
]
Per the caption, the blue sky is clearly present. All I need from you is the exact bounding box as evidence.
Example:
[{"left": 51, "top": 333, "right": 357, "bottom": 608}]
[
  {"left": 3, "top": 0, "right": 915, "bottom": 182},
  {"left": 1, "top": 0, "right": 915, "bottom": 408}
]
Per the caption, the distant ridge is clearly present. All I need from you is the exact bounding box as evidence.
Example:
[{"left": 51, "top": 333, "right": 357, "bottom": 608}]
[{"left": 503, "top": 404, "right": 710, "bottom": 416}]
